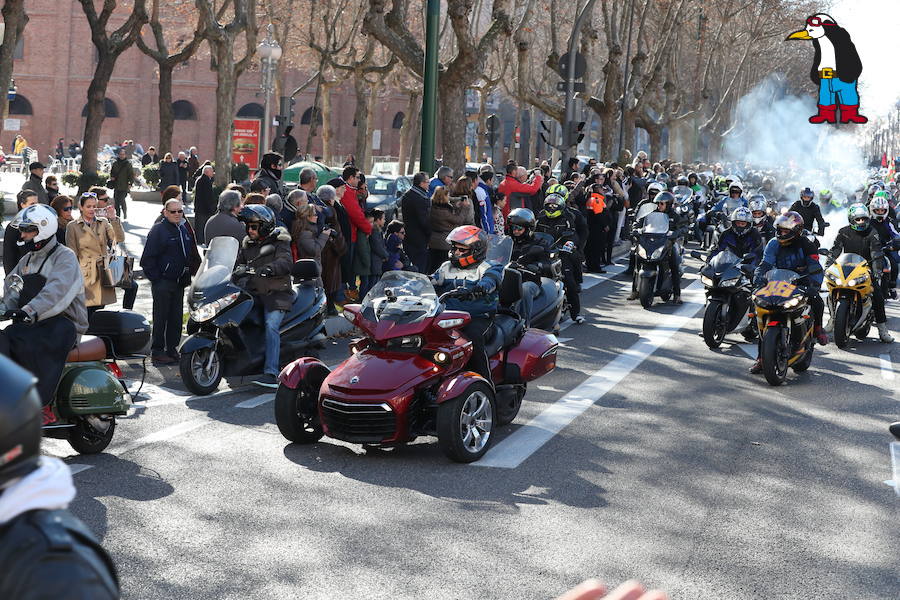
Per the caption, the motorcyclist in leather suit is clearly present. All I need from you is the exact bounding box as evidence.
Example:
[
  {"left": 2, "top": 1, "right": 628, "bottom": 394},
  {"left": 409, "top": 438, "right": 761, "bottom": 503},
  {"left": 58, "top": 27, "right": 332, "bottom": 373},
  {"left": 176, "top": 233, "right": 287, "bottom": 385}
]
[
  {"left": 750, "top": 211, "right": 828, "bottom": 374},
  {"left": 0, "top": 355, "right": 119, "bottom": 599},
  {"left": 508, "top": 208, "right": 552, "bottom": 327},
  {"left": 826, "top": 203, "right": 893, "bottom": 343},
  {"left": 431, "top": 226, "right": 503, "bottom": 382},
  {"left": 789, "top": 187, "right": 827, "bottom": 236}
]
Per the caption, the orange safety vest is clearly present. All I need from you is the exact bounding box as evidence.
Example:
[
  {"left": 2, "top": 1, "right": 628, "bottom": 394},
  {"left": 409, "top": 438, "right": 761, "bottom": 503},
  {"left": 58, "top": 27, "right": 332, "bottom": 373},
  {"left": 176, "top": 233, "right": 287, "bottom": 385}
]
[{"left": 586, "top": 192, "right": 606, "bottom": 214}]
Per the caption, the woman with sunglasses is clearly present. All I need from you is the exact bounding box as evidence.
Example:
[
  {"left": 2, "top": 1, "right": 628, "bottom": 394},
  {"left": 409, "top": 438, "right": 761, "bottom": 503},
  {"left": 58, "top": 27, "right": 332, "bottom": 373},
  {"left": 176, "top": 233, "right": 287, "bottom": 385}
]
[
  {"left": 50, "top": 195, "right": 74, "bottom": 245},
  {"left": 65, "top": 191, "right": 125, "bottom": 314}
]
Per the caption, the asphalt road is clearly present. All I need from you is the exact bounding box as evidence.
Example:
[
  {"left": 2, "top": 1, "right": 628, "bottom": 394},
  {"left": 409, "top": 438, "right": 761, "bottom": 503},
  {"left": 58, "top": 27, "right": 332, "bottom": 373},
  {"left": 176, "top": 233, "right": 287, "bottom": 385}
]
[{"left": 42, "top": 244, "right": 900, "bottom": 600}]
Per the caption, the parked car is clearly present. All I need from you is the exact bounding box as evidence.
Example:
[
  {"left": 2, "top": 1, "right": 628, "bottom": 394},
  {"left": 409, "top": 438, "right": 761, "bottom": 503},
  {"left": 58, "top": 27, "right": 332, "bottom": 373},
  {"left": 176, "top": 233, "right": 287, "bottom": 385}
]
[
  {"left": 365, "top": 174, "right": 411, "bottom": 221},
  {"left": 282, "top": 160, "right": 342, "bottom": 191}
]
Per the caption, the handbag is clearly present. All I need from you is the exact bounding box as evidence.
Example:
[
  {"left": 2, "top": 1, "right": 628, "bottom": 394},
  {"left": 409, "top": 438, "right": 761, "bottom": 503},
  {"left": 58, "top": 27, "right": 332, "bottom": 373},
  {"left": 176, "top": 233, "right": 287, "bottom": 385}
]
[{"left": 100, "top": 245, "right": 133, "bottom": 288}]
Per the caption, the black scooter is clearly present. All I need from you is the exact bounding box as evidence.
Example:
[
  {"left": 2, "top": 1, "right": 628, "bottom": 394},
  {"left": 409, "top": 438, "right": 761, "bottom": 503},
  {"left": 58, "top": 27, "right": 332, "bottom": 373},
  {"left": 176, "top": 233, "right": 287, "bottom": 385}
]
[
  {"left": 508, "top": 231, "right": 566, "bottom": 333},
  {"left": 179, "top": 236, "right": 327, "bottom": 395},
  {"left": 632, "top": 205, "right": 676, "bottom": 309}
]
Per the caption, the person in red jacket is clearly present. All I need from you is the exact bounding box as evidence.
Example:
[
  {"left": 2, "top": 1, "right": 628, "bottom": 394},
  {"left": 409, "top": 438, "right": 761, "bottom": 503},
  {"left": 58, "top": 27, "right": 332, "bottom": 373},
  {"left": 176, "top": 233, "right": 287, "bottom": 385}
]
[
  {"left": 497, "top": 164, "right": 543, "bottom": 218},
  {"left": 339, "top": 166, "right": 373, "bottom": 300}
]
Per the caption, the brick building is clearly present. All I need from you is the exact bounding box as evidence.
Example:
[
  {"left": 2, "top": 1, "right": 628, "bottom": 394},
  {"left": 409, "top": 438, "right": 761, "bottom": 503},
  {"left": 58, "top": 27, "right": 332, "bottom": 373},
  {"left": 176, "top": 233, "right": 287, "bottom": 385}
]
[{"left": 5, "top": 1, "right": 409, "bottom": 165}]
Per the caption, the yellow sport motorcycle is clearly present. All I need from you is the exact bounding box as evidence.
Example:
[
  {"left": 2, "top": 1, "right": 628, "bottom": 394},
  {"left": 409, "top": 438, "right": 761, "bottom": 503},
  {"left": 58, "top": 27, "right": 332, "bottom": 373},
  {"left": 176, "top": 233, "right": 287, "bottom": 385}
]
[
  {"left": 752, "top": 269, "right": 815, "bottom": 386},
  {"left": 824, "top": 253, "right": 875, "bottom": 349}
]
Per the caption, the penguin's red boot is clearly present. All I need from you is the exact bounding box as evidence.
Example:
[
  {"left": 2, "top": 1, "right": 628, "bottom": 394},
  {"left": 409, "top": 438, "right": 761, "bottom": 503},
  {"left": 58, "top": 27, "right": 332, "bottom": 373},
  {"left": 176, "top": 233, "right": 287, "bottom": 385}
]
[
  {"left": 808, "top": 104, "right": 837, "bottom": 124},
  {"left": 839, "top": 105, "right": 868, "bottom": 124}
]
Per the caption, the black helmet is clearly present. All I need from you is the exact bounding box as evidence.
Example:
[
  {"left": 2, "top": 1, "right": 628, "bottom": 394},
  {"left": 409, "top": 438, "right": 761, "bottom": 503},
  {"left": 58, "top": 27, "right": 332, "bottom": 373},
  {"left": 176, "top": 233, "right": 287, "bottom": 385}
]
[
  {"left": 446, "top": 225, "right": 488, "bottom": 268},
  {"left": 507, "top": 208, "right": 536, "bottom": 238},
  {"left": 676, "top": 176, "right": 689, "bottom": 187},
  {"left": 238, "top": 204, "right": 277, "bottom": 239},
  {"left": 799, "top": 186, "right": 815, "bottom": 205},
  {"left": 687, "top": 172, "right": 698, "bottom": 183},
  {"left": 0, "top": 355, "right": 42, "bottom": 487}
]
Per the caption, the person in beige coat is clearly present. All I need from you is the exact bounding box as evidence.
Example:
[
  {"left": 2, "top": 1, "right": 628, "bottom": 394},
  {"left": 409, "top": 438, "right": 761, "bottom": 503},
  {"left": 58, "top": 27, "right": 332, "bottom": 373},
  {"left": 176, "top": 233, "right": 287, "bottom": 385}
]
[{"left": 66, "top": 191, "right": 125, "bottom": 311}]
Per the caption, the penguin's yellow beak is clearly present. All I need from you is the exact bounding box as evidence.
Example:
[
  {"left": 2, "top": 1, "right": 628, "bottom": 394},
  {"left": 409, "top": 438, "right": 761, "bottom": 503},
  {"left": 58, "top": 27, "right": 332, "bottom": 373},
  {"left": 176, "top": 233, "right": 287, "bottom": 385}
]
[{"left": 787, "top": 29, "right": 813, "bottom": 41}]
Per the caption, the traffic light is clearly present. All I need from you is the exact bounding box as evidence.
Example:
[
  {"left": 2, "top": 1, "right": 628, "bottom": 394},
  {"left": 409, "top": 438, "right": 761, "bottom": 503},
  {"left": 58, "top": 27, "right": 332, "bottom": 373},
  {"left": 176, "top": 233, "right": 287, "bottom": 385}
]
[{"left": 568, "top": 120, "right": 586, "bottom": 146}]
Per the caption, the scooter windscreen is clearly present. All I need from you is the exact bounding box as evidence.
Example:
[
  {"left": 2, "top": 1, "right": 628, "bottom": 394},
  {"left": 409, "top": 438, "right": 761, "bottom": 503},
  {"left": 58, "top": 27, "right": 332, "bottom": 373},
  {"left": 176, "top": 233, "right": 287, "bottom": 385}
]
[
  {"left": 708, "top": 249, "right": 741, "bottom": 274},
  {"left": 642, "top": 212, "right": 670, "bottom": 234},
  {"left": 361, "top": 271, "right": 439, "bottom": 324},
  {"left": 191, "top": 236, "right": 240, "bottom": 295},
  {"left": 485, "top": 234, "right": 513, "bottom": 267}
]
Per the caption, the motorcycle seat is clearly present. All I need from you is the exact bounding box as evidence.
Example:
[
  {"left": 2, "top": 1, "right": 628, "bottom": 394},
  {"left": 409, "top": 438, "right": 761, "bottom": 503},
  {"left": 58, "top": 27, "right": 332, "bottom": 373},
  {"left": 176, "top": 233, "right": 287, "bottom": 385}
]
[
  {"left": 66, "top": 335, "right": 107, "bottom": 363},
  {"left": 484, "top": 313, "right": 525, "bottom": 357},
  {"left": 531, "top": 279, "right": 561, "bottom": 317}
]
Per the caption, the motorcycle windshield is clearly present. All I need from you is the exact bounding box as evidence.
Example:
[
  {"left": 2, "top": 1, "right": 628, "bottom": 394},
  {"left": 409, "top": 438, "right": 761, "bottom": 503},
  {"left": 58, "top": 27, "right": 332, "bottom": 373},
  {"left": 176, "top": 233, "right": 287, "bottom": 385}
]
[
  {"left": 673, "top": 185, "right": 693, "bottom": 200},
  {"left": 191, "top": 236, "right": 240, "bottom": 294},
  {"left": 835, "top": 253, "right": 866, "bottom": 268},
  {"left": 643, "top": 212, "right": 670, "bottom": 234},
  {"left": 765, "top": 268, "right": 801, "bottom": 283},
  {"left": 360, "top": 271, "right": 439, "bottom": 325},
  {"left": 709, "top": 249, "right": 741, "bottom": 274},
  {"left": 485, "top": 234, "right": 513, "bottom": 266}
]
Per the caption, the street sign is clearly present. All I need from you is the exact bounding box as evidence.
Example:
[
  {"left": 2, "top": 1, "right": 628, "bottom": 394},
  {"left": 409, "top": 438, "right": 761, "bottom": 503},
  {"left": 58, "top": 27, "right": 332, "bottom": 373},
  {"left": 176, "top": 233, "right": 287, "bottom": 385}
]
[
  {"left": 556, "top": 81, "right": 586, "bottom": 93},
  {"left": 558, "top": 52, "right": 587, "bottom": 80}
]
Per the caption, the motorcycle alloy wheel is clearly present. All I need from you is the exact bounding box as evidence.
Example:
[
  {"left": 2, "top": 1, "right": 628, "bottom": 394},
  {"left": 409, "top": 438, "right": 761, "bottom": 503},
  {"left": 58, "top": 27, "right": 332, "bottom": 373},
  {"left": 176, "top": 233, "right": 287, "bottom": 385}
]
[
  {"left": 702, "top": 301, "right": 728, "bottom": 349},
  {"left": 833, "top": 298, "right": 852, "bottom": 349},
  {"left": 179, "top": 347, "right": 223, "bottom": 396},
  {"left": 437, "top": 382, "right": 495, "bottom": 463},
  {"left": 274, "top": 382, "right": 324, "bottom": 443},
  {"left": 638, "top": 277, "right": 655, "bottom": 309}
]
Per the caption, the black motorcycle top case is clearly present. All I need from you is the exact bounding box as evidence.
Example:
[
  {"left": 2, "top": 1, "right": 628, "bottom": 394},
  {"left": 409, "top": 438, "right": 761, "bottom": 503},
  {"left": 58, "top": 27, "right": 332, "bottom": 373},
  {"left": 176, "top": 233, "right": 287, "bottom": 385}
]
[{"left": 87, "top": 310, "right": 152, "bottom": 358}]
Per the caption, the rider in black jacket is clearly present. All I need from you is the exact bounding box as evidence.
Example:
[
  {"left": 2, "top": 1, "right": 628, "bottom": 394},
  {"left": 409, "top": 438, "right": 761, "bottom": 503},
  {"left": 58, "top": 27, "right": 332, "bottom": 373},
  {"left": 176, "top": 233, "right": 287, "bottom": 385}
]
[
  {"left": 628, "top": 191, "right": 687, "bottom": 304},
  {"left": 0, "top": 356, "right": 119, "bottom": 599},
  {"left": 509, "top": 208, "right": 552, "bottom": 327},
  {"left": 789, "top": 187, "right": 827, "bottom": 236},
  {"left": 826, "top": 203, "right": 893, "bottom": 342},
  {"left": 538, "top": 194, "right": 585, "bottom": 324}
]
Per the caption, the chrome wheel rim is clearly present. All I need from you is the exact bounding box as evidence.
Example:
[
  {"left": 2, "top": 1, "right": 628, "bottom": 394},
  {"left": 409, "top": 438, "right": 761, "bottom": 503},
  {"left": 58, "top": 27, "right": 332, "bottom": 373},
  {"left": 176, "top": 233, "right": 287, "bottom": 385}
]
[
  {"left": 191, "top": 348, "right": 220, "bottom": 387},
  {"left": 459, "top": 391, "right": 492, "bottom": 453}
]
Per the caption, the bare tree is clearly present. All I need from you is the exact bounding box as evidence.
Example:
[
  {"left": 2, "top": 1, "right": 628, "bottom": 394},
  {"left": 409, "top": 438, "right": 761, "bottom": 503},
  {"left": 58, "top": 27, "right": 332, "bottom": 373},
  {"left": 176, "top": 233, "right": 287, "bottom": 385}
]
[
  {"left": 196, "top": 0, "right": 258, "bottom": 187},
  {"left": 364, "top": 0, "right": 513, "bottom": 174},
  {"left": 78, "top": 0, "right": 149, "bottom": 181},
  {"left": 136, "top": 0, "right": 203, "bottom": 156},
  {"left": 0, "top": 1, "right": 28, "bottom": 144}
]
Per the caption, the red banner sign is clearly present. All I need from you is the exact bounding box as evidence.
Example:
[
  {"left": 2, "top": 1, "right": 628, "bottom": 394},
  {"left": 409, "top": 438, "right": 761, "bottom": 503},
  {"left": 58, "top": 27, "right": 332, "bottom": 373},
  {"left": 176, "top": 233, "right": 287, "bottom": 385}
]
[{"left": 232, "top": 118, "right": 261, "bottom": 169}]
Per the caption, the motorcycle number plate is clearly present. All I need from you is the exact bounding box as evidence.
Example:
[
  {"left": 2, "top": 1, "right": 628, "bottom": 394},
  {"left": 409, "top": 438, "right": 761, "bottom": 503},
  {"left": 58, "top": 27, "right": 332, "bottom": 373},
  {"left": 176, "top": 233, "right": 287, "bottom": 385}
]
[{"left": 757, "top": 281, "right": 796, "bottom": 298}]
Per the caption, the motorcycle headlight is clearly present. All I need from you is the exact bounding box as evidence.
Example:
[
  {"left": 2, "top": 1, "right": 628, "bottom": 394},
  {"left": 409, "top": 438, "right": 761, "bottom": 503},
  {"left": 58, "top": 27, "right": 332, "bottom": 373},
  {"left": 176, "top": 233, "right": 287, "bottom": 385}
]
[
  {"left": 637, "top": 246, "right": 648, "bottom": 259},
  {"left": 385, "top": 335, "right": 423, "bottom": 351},
  {"left": 720, "top": 277, "right": 740, "bottom": 288},
  {"left": 783, "top": 297, "right": 801, "bottom": 309},
  {"left": 824, "top": 270, "right": 839, "bottom": 282},
  {"left": 700, "top": 275, "right": 714, "bottom": 286},
  {"left": 650, "top": 246, "right": 665, "bottom": 260},
  {"left": 846, "top": 275, "right": 869, "bottom": 286},
  {"left": 189, "top": 291, "right": 240, "bottom": 323}
]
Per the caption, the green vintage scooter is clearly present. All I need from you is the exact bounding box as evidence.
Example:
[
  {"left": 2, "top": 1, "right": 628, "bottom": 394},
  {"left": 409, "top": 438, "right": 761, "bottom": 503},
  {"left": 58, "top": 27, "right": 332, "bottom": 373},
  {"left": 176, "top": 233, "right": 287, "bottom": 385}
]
[{"left": 3, "top": 275, "right": 148, "bottom": 454}]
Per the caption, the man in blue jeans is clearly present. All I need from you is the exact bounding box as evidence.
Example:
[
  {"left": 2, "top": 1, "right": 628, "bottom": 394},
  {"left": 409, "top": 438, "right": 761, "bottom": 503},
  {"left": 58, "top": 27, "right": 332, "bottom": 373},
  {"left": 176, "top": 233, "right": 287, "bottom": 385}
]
[{"left": 234, "top": 205, "right": 294, "bottom": 388}]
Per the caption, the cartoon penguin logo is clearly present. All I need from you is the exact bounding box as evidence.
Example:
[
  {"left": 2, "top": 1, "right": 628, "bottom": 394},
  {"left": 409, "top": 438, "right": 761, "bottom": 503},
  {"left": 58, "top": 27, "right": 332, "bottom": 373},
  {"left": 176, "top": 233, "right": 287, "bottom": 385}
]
[{"left": 787, "top": 13, "right": 867, "bottom": 125}]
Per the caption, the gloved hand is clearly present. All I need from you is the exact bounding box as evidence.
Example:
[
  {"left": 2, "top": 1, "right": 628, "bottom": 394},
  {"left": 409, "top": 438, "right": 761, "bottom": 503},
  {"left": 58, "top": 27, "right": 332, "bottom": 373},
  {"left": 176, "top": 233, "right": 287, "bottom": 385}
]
[
  {"left": 259, "top": 265, "right": 274, "bottom": 278},
  {"left": 474, "top": 280, "right": 496, "bottom": 295},
  {"left": 2, "top": 309, "right": 32, "bottom": 323}
]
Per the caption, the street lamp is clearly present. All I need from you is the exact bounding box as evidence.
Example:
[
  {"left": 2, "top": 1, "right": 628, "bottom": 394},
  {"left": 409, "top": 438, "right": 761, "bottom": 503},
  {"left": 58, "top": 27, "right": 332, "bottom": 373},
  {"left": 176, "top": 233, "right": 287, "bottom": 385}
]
[{"left": 257, "top": 24, "right": 282, "bottom": 158}]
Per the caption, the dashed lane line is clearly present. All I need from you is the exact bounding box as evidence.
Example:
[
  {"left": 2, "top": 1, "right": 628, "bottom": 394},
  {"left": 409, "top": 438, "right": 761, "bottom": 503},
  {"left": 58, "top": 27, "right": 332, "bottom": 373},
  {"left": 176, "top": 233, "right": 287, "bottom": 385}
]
[
  {"left": 235, "top": 394, "right": 275, "bottom": 409},
  {"left": 68, "top": 464, "right": 93, "bottom": 475},
  {"left": 474, "top": 281, "right": 705, "bottom": 469}
]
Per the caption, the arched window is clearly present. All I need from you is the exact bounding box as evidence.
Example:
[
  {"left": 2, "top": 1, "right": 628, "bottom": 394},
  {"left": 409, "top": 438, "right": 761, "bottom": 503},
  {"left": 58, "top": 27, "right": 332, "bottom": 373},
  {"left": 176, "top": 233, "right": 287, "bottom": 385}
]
[
  {"left": 8, "top": 94, "right": 32, "bottom": 115},
  {"left": 391, "top": 112, "right": 404, "bottom": 129},
  {"left": 236, "top": 102, "right": 264, "bottom": 118},
  {"left": 172, "top": 100, "right": 197, "bottom": 120},
  {"left": 81, "top": 98, "right": 120, "bottom": 118},
  {"left": 300, "top": 107, "right": 323, "bottom": 125}
]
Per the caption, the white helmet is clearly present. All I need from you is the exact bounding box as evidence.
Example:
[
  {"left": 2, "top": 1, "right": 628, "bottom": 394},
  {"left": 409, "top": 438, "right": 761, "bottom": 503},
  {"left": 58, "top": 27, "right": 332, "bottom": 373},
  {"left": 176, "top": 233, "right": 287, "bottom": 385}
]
[
  {"left": 870, "top": 195, "right": 890, "bottom": 222},
  {"left": 647, "top": 181, "right": 665, "bottom": 199},
  {"left": 11, "top": 204, "right": 58, "bottom": 249}
]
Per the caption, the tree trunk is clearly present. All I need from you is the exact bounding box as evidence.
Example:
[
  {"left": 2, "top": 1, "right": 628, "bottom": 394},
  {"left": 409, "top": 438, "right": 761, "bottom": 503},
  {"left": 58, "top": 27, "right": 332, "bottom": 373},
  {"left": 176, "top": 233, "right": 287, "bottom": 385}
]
[
  {"left": 353, "top": 76, "right": 369, "bottom": 172},
  {"left": 212, "top": 46, "right": 238, "bottom": 188},
  {"left": 321, "top": 83, "right": 333, "bottom": 164},
  {"left": 157, "top": 63, "right": 175, "bottom": 156},
  {"left": 646, "top": 124, "right": 662, "bottom": 159},
  {"left": 397, "top": 91, "right": 418, "bottom": 176},
  {"left": 409, "top": 110, "right": 422, "bottom": 175},
  {"left": 364, "top": 80, "right": 382, "bottom": 173},
  {"left": 81, "top": 55, "right": 117, "bottom": 179},
  {"left": 512, "top": 101, "right": 522, "bottom": 163},
  {"left": 0, "top": 1, "right": 27, "bottom": 143},
  {"left": 527, "top": 108, "right": 537, "bottom": 165},
  {"left": 438, "top": 84, "right": 467, "bottom": 175}
]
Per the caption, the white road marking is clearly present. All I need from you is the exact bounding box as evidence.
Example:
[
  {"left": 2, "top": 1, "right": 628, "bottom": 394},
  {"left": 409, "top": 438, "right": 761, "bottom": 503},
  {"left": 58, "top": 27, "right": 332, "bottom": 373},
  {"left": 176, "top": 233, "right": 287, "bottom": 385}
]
[
  {"left": 68, "top": 464, "right": 93, "bottom": 475},
  {"left": 235, "top": 394, "right": 274, "bottom": 409},
  {"left": 556, "top": 337, "right": 573, "bottom": 344},
  {"left": 738, "top": 343, "right": 759, "bottom": 360},
  {"left": 475, "top": 281, "right": 705, "bottom": 469},
  {"left": 879, "top": 354, "right": 894, "bottom": 381},
  {"left": 581, "top": 264, "right": 628, "bottom": 290},
  {"left": 111, "top": 418, "right": 211, "bottom": 457}
]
